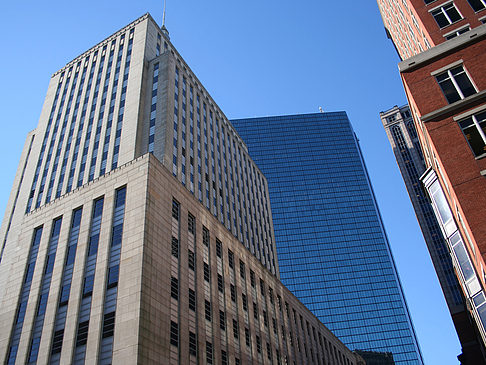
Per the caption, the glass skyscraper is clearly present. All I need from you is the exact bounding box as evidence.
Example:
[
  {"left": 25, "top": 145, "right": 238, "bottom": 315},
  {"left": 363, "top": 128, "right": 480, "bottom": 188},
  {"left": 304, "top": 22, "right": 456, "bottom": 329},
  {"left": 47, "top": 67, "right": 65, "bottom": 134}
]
[{"left": 232, "top": 112, "right": 423, "bottom": 364}]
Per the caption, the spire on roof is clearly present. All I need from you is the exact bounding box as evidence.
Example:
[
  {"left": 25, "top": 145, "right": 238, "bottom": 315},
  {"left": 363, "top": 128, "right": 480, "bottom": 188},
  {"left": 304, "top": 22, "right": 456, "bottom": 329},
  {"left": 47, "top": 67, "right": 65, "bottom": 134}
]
[{"left": 161, "top": 0, "right": 170, "bottom": 39}]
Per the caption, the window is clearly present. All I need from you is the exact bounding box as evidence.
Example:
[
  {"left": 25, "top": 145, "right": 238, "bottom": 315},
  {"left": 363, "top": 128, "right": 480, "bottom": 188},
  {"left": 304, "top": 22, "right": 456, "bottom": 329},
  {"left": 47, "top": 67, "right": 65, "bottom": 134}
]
[
  {"left": 171, "top": 277, "right": 178, "bottom": 300},
  {"left": 204, "top": 262, "right": 210, "bottom": 282},
  {"left": 189, "top": 288, "right": 196, "bottom": 311},
  {"left": 205, "top": 300, "right": 212, "bottom": 321},
  {"left": 170, "top": 321, "right": 179, "bottom": 347},
  {"left": 51, "top": 329, "right": 64, "bottom": 354},
  {"left": 245, "top": 328, "right": 251, "bottom": 347},
  {"left": 220, "top": 310, "right": 226, "bottom": 330},
  {"left": 436, "top": 65, "right": 476, "bottom": 103},
  {"left": 431, "top": 3, "right": 462, "bottom": 28},
  {"left": 256, "top": 335, "right": 262, "bottom": 353},
  {"left": 76, "top": 320, "right": 89, "bottom": 346},
  {"left": 102, "top": 311, "right": 115, "bottom": 338},
  {"left": 217, "top": 274, "right": 224, "bottom": 292},
  {"left": 458, "top": 110, "right": 486, "bottom": 157},
  {"left": 188, "top": 213, "right": 195, "bottom": 234},
  {"left": 230, "top": 284, "right": 236, "bottom": 302},
  {"left": 250, "top": 270, "right": 255, "bottom": 287},
  {"left": 202, "top": 226, "right": 210, "bottom": 246},
  {"left": 206, "top": 341, "right": 213, "bottom": 364},
  {"left": 233, "top": 319, "right": 239, "bottom": 339},
  {"left": 239, "top": 260, "right": 246, "bottom": 280},
  {"left": 425, "top": 0, "right": 437, "bottom": 4},
  {"left": 188, "top": 250, "right": 195, "bottom": 270},
  {"left": 216, "top": 239, "right": 222, "bottom": 258},
  {"left": 445, "top": 26, "right": 470, "bottom": 39},
  {"left": 172, "top": 199, "right": 179, "bottom": 220},
  {"left": 242, "top": 293, "right": 248, "bottom": 311},
  {"left": 467, "top": 0, "right": 486, "bottom": 12},
  {"left": 171, "top": 236, "right": 179, "bottom": 258},
  {"left": 228, "top": 249, "right": 234, "bottom": 269},
  {"left": 221, "top": 350, "right": 228, "bottom": 365},
  {"left": 107, "top": 265, "right": 119, "bottom": 289},
  {"left": 253, "top": 302, "right": 259, "bottom": 320},
  {"left": 260, "top": 279, "right": 265, "bottom": 297},
  {"left": 59, "top": 284, "right": 70, "bottom": 305},
  {"left": 189, "top": 331, "right": 197, "bottom": 356},
  {"left": 83, "top": 275, "right": 94, "bottom": 297},
  {"left": 263, "top": 310, "right": 268, "bottom": 327}
]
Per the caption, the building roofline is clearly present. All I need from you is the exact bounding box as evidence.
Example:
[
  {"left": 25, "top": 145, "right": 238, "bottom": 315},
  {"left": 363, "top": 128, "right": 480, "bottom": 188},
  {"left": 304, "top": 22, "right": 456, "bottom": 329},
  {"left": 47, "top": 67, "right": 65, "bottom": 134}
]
[
  {"left": 52, "top": 12, "right": 151, "bottom": 77},
  {"left": 398, "top": 24, "right": 486, "bottom": 73}
]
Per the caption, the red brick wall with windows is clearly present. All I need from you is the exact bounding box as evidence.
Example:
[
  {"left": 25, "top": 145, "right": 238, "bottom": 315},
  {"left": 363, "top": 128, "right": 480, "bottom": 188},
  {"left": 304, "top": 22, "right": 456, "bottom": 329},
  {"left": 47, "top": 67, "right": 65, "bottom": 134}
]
[{"left": 401, "top": 35, "right": 486, "bottom": 278}]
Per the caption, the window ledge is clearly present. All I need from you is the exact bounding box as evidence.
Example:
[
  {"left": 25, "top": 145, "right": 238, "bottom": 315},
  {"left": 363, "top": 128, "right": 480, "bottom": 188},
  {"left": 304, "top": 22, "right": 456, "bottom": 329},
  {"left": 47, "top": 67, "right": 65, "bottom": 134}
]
[
  {"left": 421, "top": 90, "right": 486, "bottom": 123},
  {"left": 476, "top": 154, "right": 486, "bottom": 161}
]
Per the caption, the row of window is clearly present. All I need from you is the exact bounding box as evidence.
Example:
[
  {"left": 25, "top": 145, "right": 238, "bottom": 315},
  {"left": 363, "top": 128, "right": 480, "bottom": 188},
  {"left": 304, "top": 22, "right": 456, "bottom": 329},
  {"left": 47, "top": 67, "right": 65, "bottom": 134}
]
[
  {"left": 433, "top": 63, "right": 486, "bottom": 157},
  {"left": 168, "top": 198, "right": 355, "bottom": 365}
]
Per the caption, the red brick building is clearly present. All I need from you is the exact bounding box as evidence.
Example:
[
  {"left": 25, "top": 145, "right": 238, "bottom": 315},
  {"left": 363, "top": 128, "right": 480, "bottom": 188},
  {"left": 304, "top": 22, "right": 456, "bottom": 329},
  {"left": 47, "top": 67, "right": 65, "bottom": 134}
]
[{"left": 377, "top": 0, "right": 486, "bottom": 363}]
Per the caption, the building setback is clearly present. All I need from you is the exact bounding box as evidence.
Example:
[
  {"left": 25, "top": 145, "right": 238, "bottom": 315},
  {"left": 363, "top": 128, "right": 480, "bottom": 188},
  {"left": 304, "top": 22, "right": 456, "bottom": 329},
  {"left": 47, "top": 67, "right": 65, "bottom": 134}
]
[
  {"left": 0, "top": 13, "right": 363, "bottom": 365},
  {"left": 232, "top": 112, "right": 423, "bottom": 364},
  {"left": 377, "top": 0, "right": 486, "bottom": 362}
]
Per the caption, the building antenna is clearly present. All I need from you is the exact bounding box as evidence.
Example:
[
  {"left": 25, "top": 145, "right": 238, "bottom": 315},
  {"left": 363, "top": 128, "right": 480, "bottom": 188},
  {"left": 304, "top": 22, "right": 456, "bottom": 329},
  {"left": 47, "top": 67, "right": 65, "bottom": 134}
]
[
  {"left": 161, "top": 0, "right": 170, "bottom": 39},
  {"left": 162, "top": 0, "right": 166, "bottom": 27}
]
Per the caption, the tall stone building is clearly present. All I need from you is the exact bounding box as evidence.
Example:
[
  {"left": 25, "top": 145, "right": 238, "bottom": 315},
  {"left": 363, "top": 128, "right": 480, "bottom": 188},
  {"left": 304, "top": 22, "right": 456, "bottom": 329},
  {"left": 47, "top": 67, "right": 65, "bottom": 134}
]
[
  {"left": 0, "top": 13, "right": 363, "bottom": 365},
  {"left": 377, "top": 0, "right": 486, "bottom": 362}
]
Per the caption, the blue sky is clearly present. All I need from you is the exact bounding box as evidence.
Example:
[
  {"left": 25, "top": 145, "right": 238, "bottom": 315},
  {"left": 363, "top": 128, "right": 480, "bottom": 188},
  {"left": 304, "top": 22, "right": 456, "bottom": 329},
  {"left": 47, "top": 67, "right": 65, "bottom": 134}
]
[{"left": 0, "top": 1, "right": 460, "bottom": 363}]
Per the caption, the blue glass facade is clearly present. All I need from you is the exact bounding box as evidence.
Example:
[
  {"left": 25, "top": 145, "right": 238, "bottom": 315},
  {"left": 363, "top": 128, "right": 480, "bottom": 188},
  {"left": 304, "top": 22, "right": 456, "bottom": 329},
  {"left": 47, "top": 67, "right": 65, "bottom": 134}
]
[{"left": 232, "top": 112, "right": 423, "bottom": 364}]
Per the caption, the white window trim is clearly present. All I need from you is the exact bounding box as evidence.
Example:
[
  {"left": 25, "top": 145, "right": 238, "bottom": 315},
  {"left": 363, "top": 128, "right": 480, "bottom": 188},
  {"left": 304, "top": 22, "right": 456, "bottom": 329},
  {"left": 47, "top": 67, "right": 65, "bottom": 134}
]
[
  {"left": 470, "top": 0, "right": 486, "bottom": 12},
  {"left": 443, "top": 24, "right": 471, "bottom": 38},
  {"left": 431, "top": 62, "right": 479, "bottom": 101},
  {"left": 429, "top": 1, "right": 464, "bottom": 26}
]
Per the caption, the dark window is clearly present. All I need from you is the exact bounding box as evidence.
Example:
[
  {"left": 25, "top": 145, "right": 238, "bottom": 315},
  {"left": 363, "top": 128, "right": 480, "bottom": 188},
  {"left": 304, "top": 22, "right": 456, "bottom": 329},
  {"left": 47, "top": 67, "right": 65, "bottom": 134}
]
[
  {"left": 111, "top": 223, "right": 123, "bottom": 247},
  {"left": 273, "top": 317, "right": 278, "bottom": 334},
  {"left": 260, "top": 279, "right": 265, "bottom": 297},
  {"left": 171, "top": 236, "right": 179, "bottom": 258},
  {"left": 102, "top": 311, "right": 115, "bottom": 338},
  {"left": 189, "top": 331, "right": 197, "bottom": 356},
  {"left": 263, "top": 310, "right": 268, "bottom": 327},
  {"left": 51, "top": 329, "right": 64, "bottom": 354},
  {"left": 230, "top": 284, "right": 236, "bottom": 302},
  {"left": 205, "top": 300, "right": 212, "bottom": 321},
  {"left": 107, "top": 265, "right": 119, "bottom": 289},
  {"left": 256, "top": 335, "right": 261, "bottom": 353},
  {"left": 458, "top": 111, "right": 486, "bottom": 156},
  {"left": 431, "top": 3, "right": 462, "bottom": 28},
  {"left": 171, "top": 277, "right": 179, "bottom": 300},
  {"left": 204, "top": 262, "right": 210, "bottom": 282},
  {"left": 467, "top": 0, "right": 486, "bottom": 11},
  {"left": 172, "top": 199, "right": 179, "bottom": 220},
  {"left": 245, "top": 328, "right": 251, "bottom": 346},
  {"left": 203, "top": 226, "right": 210, "bottom": 246},
  {"left": 83, "top": 275, "right": 94, "bottom": 297},
  {"left": 233, "top": 319, "right": 239, "bottom": 339},
  {"left": 220, "top": 310, "right": 226, "bottom": 330},
  {"left": 59, "top": 284, "right": 70, "bottom": 305},
  {"left": 170, "top": 321, "right": 179, "bottom": 347},
  {"left": 217, "top": 274, "right": 224, "bottom": 292},
  {"left": 188, "top": 213, "right": 195, "bottom": 234},
  {"left": 88, "top": 235, "right": 99, "bottom": 256},
  {"left": 268, "top": 287, "right": 274, "bottom": 304},
  {"left": 239, "top": 260, "right": 246, "bottom": 280},
  {"left": 206, "top": 341, "right": 213, "bottom": 364},
  {"left": 76, "top": 320, "right": 89, "bottom": 347},
  {"left": 222, "top": 350, "right": 228, "bottom": 365},
  {"left": 189, "top": 288, "right": 196, "bottom": 311},
  {"left": 250, "top": 270, "right": 255, "bottom": 287},
  {"left": 25, "top": 263, "right": 35, "bottom": 283},
  {"left": 188, "top": 250, "right": 195, "bottom": 270},
  {"left": 253, "top": 302, "right": 259, "bottom": 320},
  {"left": 216, "top": 239, "right": 222, "bottom": 258},
  {"left": 436, "top": 65, "right": 476, "bottom": 103},
  {"left": 228, "top": 249, "right": 234, "bottom": 269},
  {"left": 267, "top": 342, "right": 272, "bottom": 361},
  {"left": 242, "top": 293, "right": 248, "bottom": 311}
]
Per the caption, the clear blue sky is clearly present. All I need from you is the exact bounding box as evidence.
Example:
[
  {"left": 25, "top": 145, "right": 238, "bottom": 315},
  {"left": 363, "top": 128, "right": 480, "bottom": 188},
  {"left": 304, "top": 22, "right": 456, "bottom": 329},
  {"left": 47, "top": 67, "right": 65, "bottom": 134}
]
[{"left": 0, "top": 1, "right": 460, "bottom": 363}]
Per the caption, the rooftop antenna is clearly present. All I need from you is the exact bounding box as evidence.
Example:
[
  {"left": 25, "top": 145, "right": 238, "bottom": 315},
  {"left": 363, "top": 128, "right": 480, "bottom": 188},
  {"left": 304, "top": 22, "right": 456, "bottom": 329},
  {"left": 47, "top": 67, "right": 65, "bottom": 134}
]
[
  {"left": 319, "top": 106, "right": 324, "bottom": 113},
  {"left": 161, "top": 0, "right": 170, "bottom": 39}
]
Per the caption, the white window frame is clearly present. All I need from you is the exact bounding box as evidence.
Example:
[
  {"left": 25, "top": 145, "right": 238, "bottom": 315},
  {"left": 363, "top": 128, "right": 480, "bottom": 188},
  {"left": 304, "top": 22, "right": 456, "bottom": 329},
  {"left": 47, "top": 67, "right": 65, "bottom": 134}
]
[
  {"left": 429, "top": 2, "right": 463, "bottom": 28},
  {"left": 443, "top": 24, "right": 471, "bottom": 39},
  {"left": 467, "top": 0, "right": 486, "bottom": 12},
  {"left": 432, "top": 62, "right": 478, "bottom": 102}
]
